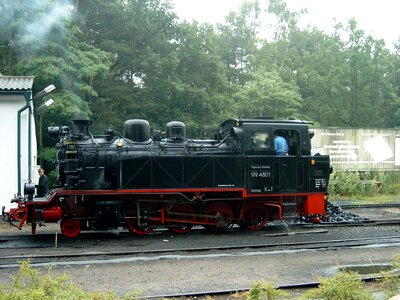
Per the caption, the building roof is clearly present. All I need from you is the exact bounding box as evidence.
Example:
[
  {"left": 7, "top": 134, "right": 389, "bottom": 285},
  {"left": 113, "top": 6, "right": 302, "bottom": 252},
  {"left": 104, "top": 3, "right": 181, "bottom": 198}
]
[{"left": 0, "top": 76, "right": 34, "bottom": 91}]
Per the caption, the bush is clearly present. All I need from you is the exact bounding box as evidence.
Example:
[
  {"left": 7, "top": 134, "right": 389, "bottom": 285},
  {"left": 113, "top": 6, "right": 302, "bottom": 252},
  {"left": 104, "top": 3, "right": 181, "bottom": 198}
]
[
  {"left": 301, "top": 271, "right": 374, "bottom": 300},
  {"left": 379, "top": 172, "right": 400, "bottom": 195},
  {"left": 246, "top": 280, "right": 287, "bottom": 300},
  {"left": 0, "top": 260, "right": 139, "bottom": 300},
  {"left": 328, "top": 171, "right": 400, "bottom": 198},
  {"left": 329, "top": 171, "right": 364, "bottom": 197}
]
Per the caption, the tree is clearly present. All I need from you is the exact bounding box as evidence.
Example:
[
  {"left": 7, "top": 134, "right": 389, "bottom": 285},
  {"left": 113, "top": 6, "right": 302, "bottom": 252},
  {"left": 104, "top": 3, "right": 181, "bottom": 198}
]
[
  {"left": 216, "top": 0, "right": 260, "bottom": 84},
  {"left": 334, "top": 19, "right": 398, "bottom": 127},
  {"left": 295, "top": 29, "right": 349, "bottom": 125},
  {"left": 233, "top": 69, "right": 302, "bottom": 119}
]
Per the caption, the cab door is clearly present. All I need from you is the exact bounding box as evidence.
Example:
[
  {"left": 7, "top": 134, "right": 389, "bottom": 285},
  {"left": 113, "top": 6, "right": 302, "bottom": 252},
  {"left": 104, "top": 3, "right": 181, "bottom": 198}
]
[
  {"left": 276, "top": 156, "right": 297, "bottom": 192},
  {"left": 244, "top": 125, "right": 276, "bottom": 194}
]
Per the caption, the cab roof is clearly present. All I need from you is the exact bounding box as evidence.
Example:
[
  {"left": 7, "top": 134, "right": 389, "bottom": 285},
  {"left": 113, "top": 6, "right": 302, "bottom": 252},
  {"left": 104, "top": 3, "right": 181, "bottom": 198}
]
[{"left": 220, "top": 118, "right": 312, "bottom": 128}]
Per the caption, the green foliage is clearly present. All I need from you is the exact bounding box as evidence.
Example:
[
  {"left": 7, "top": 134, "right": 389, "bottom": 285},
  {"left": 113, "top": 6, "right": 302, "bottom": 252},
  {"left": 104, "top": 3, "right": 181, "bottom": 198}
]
[
  {"left": 379, "top": 172, "right": 400, "bottom": 195},
  {"left": 2, "top": 0, "right": 400, "bottom": 175},
  {"left": 329, "top": 171, "right": 378, "bottom": 197},
  {"left": 378, "top": 256, "right": 400, "bottom": 298},
  {"left": 301, "top": 271, "right": 374, "bottom": 300},
  {"left": 233, "top": 69, "right": 302, "bottom": 119},
  {"left": 40, "top": 147, "right": 58, "bottom": 187},
  {"left": 329, "top": 171, "right": 400, "bottom": 198},
  {"left": 0, "top": 260, "right": 126, "bottom": 300},
  {"left": 246, "top": 280, "right": 287, "bottom": 300},
  {"left": 217, "top": 0, "right": 260, "bottom": 84}
]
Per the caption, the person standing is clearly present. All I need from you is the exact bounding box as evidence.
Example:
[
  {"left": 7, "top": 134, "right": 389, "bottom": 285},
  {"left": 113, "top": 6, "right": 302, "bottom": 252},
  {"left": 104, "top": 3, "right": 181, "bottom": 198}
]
[
  {"left": 36, "top": 168, "right": 48, "bottom": 197},
  {"left": 274, "top": 133, "right": 289, "bottom": 155}
]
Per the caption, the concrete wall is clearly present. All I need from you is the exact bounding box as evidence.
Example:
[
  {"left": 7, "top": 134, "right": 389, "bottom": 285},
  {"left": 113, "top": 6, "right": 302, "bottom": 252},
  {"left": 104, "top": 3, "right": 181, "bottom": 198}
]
[
  {"left": 0, "top": 95, "right": 38, "bottom": 210},
  {"left": 312, "top": 127, "right": 400, "bottom": 171}
]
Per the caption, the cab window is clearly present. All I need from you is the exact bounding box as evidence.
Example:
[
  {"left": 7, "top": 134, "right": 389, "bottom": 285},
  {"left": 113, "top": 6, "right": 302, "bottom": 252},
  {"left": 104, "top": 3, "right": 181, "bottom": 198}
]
[
  {"left": 274, "top": 129, "right": 300, "bottom": 155},
  {"left": 250, "top": 131, "right": 271, "bottom": 150}
]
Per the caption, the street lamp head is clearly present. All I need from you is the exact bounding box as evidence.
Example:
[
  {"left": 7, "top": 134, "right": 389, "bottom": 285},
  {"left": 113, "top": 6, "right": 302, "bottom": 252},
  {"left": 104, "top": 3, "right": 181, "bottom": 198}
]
[
  {"left": 44, "top": 98, "right": 54, "bottom": 108},
  {"left": 37, "top": 98, "right": 55, "bottom": 114},
  {"left": 44, "top": 84, "right": 56, "bottom": 94},
  {"left": 33, "top": 84, "right": 56, "bottom": 100}
]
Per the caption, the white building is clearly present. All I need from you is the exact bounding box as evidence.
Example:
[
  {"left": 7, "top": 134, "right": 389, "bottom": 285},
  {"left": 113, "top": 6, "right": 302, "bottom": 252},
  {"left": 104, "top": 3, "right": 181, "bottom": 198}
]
[{"left": 0, "top": 76, "right": 39, "bottom": 210}]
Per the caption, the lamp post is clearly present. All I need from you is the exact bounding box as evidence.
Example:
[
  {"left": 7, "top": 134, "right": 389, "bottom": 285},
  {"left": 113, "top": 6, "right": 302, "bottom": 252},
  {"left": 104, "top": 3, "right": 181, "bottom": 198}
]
[{"left": 37, "top": 98, "right": 54, "bottom": 167}]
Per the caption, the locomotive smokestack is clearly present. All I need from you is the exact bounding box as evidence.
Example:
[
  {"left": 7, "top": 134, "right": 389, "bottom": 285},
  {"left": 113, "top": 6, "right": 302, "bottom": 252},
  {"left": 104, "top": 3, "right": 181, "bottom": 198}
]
[{"left": 72, "top": 118, "right": 91, "bottom": 137}]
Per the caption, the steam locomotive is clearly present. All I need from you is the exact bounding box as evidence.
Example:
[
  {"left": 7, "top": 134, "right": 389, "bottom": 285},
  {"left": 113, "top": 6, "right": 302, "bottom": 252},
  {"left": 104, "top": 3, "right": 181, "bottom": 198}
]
[{"left": 7, "top": 117, "right": 331, "bottom": 237}]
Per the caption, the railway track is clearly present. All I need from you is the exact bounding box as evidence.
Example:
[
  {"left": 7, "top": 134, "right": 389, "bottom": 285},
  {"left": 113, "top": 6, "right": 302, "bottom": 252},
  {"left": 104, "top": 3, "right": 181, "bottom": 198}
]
[
  {"left": 339, "top": 202, "right": 400, "bottom": 209},
  {"left": 1, "top": 234, "right": 399, "bottom": 268},
  {"left": 144, "top": 274, "right": 385, "bottom": 299},
  {"left": 306, "top": 218, "right": 400, "bottom": 227},
  {"left": 0, "top": 217, "right": 400, "bottom": 252}
]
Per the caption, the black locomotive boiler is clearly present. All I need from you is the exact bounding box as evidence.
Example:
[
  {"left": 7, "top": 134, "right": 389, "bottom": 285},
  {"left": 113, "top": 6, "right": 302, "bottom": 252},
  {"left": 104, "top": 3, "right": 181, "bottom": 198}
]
[{"left": 9, "top": 118, "right": 331, "bottom": 237}]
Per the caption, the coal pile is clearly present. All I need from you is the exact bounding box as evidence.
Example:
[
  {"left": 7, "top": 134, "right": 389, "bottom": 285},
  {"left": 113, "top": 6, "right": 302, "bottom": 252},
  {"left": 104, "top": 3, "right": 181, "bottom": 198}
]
[{"left": 322, "top": 202, "right": 368, "bottom": 223}]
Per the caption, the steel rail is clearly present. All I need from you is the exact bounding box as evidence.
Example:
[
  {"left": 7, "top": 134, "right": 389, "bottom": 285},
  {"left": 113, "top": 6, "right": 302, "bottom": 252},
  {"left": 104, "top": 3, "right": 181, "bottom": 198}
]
[
  {"left": 143, "top": 274, "right": 385, "bottom": 299},
  {"left": 337, "top": 202, "right": 400, "bottom": 209},
  {"left": 0, "top": 235, "right": 399, "bottom": 263},
  {"left": 307, "top": 218, "right": 400, "bottom": 227}
]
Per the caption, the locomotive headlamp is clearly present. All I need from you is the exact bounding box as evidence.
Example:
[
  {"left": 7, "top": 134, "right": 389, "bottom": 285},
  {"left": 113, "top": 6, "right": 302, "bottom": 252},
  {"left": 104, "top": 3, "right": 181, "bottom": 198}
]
[
  {"left": 48, "top": 126, "right": 61, "bottom": 137},
  {"left": 48, "top": 126, "right": 60, "bottom": 136},
  {"left": 48, "top": 126, "right": 70, "bottom": 137},
  {"left": 311, "top": 159, "right": 316, "bottom": 166},
  {"left": 117, "top": 140, "right": 123, "bottom": 147}
]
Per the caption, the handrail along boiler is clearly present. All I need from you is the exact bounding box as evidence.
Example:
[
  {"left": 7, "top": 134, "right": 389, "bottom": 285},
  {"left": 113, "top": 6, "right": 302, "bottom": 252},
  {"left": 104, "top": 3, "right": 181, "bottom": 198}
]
[{"left": 8, "top": 118, "right": 331, "bottom": 237}]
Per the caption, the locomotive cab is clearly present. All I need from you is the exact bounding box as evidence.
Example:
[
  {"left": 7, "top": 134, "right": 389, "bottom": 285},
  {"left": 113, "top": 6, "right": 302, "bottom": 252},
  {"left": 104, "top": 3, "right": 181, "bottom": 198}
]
[{"left": 222, "top": 119, "right": 329, "bottom": 194}]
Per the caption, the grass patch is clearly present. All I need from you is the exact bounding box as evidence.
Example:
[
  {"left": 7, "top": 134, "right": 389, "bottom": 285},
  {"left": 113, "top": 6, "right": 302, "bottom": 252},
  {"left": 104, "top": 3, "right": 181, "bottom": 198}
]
[
  {"left": 300, "top": 271, "right": 375, "bottom": 300},
  {"left": 0, "top": 260, "right": 141, "bottom": 300},
  {"left": 245, "top": 280, "right": 288, "bottom": 300}
]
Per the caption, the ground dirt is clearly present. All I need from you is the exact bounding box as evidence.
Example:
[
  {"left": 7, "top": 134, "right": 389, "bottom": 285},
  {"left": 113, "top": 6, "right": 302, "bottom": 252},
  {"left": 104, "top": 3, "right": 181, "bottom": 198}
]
[{"left": 0, "top": 203, "right": 399, "bottom": 298}]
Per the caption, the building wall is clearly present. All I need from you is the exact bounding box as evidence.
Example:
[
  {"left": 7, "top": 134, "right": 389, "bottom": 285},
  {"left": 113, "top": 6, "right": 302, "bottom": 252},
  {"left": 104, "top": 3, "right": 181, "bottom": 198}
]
[
  {"left": 312, "top": 127, "right": 400, "bottom": 171},
  {"left": 0, "top": 95, "right": 38, "bottom": 210}
]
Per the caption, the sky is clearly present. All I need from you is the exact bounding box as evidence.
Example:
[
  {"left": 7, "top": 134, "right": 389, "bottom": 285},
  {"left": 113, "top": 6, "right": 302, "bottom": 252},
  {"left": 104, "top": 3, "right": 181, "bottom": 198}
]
[{"left": 172, "top": 0, "right": 400, "bottom": 49}]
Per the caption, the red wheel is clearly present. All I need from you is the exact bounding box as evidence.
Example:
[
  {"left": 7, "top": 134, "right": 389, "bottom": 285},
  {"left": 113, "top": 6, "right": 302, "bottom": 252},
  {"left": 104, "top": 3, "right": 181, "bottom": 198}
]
[
  {"left": 168, "top": 204, "right": 195, "bottom": 234},
  {"left": 204, "top": 202, "right": 233, "bottom": 232},
  {"left": 60, "top": 218, "right": 81, "bottom": 238},
  {"left": 126, "top": 218, "right": 154, "bottom": 235},
  {"left": 242, "top": 205, "right": 268, "bottom": 231}
]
